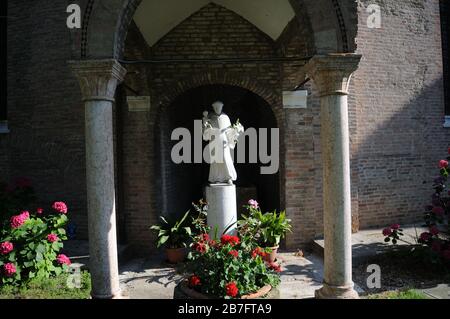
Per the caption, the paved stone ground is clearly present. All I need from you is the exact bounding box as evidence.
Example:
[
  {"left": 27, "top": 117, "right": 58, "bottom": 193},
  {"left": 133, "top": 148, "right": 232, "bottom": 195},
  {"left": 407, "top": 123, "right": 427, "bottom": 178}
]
[{"left": 118, "top": 252, "right": 325, "bottom": 299}]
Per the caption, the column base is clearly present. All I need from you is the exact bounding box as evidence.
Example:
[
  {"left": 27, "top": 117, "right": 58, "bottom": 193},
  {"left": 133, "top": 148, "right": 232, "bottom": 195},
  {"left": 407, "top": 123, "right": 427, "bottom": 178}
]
[
  {"left": 91, "top": 288, "right": 128, "bottom": 299},
  {"left": 315, "top": 282, "right": 359, "bottom": 299}
]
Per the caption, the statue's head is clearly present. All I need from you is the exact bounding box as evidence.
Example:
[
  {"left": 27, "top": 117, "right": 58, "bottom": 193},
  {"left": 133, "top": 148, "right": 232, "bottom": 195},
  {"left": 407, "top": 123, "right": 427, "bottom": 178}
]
[{"left": 212, "top": 101, "right": 224, "bottom": 115}]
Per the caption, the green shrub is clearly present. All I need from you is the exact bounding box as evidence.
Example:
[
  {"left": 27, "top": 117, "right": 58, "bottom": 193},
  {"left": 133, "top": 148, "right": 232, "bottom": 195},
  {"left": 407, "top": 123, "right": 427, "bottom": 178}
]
[{"left": 0, "top": 202, "right": 71, "bottom": 285}]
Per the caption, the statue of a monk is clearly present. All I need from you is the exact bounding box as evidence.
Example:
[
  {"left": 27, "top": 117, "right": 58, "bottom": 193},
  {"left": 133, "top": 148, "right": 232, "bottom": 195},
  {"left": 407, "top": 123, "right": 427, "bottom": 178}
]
[{"left": 202, "top": 101, "right": 244, "bottom": 185}]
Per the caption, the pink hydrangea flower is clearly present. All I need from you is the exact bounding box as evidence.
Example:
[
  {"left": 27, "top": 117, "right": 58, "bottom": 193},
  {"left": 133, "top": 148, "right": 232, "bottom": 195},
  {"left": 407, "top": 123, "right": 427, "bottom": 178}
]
[
  {"left": 47, "top": 234, "right": 59, "bottom": 243},
  {"left": 432, "top": 206, "right": 445, "bottom": 216},
  {"left": 3, "top": 263, "right": 16, "bottom": 277},
  {"left": 248, "top": 199, "right": 259, "bottom": 209},
  {"left": 382, "top": 228, "right": 392, "bottom": 236},
  {"left": 10, "top": 211, "right": 30, "bottom": 229},
  {"left": 420, "top": 232, "right": 431, "bottom": 242},
  {"left": 56, "top": 254, "right": 71, "bottom": 266},
  {"left": 0, "top": 241, "right": 14, "bottom": 255},
  {"left": 430, "top": 226, "right": 439, "bottom": 236},
  {"left": 52, "top": 202, "right": 68, "bottom": 214},
  {"left": 439, "top": 160, "right": 449, "bottom": 169}
]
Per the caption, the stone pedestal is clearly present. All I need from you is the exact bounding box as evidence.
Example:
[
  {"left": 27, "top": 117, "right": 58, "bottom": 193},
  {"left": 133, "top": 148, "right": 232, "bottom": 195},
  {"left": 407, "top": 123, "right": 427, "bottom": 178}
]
[
  {"left": 205, "top": 184, "right": 237, "bottom": 237},
  {"left": 304, "top": 54, "right": 361, "bottom": 299},
  {"left": 70, "top": 59, "right": 126, "bottom": 299}
]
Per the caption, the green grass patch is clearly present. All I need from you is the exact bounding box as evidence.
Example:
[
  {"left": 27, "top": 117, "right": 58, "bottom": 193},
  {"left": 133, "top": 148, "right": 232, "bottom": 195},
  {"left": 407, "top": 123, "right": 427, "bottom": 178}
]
[
  {"left": 0, "top": 271, "right": 91, "bottom": 299},
  {"left": 367, "top": 289, "right": 430, "bottom": 299}
]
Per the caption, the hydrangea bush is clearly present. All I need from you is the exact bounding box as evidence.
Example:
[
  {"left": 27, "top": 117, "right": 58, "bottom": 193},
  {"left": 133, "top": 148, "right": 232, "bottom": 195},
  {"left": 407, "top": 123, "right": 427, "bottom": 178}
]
[
  {"left": 0, "top": 201, "right": 71, "bottom": 285},
  {"left": 382, "top": 148, "right": 450, "bottom": 265}
]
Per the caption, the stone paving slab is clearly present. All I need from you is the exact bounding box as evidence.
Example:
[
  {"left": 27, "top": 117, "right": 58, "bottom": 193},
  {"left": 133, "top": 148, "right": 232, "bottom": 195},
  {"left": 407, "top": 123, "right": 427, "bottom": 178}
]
[{"left": 422, "top": 284, "right": 450, "bottom": 299}]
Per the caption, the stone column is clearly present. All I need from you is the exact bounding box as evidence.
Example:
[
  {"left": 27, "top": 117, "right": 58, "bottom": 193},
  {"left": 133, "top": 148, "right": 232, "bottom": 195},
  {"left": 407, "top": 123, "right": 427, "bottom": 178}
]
[
  {"left": 304, "top": 54, "right": 361, "bottom": 299},
  {"left": 69, "top": 59, "right": 126, "bottom": 299}
]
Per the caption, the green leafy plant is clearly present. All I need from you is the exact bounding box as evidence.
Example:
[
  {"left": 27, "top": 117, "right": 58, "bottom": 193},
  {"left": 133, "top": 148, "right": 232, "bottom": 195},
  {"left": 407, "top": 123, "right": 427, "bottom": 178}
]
[
  {"left": 186, "top": 233, "right": 281, "bottom": 299},
  {"left": 239, "top": 200, "right": 292, "bottom": 247},
  {"left": 0, "top": 202, "right": 71, "bottom": 285},
  {"left": 150, "top": 211, "right": 192, "bottom": 249}
]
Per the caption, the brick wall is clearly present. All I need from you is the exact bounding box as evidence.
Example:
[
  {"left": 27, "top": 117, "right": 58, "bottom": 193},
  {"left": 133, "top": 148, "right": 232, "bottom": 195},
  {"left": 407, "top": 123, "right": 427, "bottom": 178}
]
[
  {"left": 5, "top": 1, "right": 88, "bottom": 237},
  {"left": 352, "top": 0, "right": 448, "bottom": 229}
]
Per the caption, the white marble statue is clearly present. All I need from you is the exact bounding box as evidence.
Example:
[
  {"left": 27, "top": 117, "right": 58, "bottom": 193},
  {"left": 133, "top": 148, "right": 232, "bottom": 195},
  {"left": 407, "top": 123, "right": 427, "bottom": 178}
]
[{"left": 203, "top": 101, "right": 244, "bottom": 185}]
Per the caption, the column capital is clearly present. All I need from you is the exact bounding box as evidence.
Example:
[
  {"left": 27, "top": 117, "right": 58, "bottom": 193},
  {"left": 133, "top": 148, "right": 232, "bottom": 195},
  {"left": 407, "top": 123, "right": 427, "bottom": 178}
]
[
  {"left": 69, "top": 59, "right": 127, "bottom": 102},
  {"left": 304, "top": 54, "right": 362, "bottom": 97}
]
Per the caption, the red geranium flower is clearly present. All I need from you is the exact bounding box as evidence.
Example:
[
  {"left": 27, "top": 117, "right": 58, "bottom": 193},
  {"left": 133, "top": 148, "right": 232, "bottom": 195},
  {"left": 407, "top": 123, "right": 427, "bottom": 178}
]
[
  {"left": 221, "top": 235, "right": 240, "bottom": 247},
  {"left": 229, "top": 250, "right": 239, "bottom": 258},
  {"left": 268, "top": 262, "right": 282, "bottom": 273},
  {"left": 439, "top": 160, "right": 449, "bottom": 169},
  {"left": 189, "top": 275, "right": 201, "bottom": 287},
  {"left": 193, "top": 242, "right": 207, "bottom": 254},
  {"left": 390, "top": 224, "right": 400, "bottom": 230},
  {"left": 199, "top": 233, "right": 210, "bottom": 242},
  {"left": 251, "top": 247, "right": 268, "bottom": 259},
  {"left": 36, "top": 208, "right": 44, "bottom": 215},
  {"left": 225, "top": 282, "right": 239, "bottom": 298}
]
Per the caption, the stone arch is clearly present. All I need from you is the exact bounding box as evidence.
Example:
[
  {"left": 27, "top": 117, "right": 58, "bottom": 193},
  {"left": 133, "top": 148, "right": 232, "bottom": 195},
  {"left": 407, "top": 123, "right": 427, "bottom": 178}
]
[{"left": 79, "top": 0, "right": 358, "bottom": 59}]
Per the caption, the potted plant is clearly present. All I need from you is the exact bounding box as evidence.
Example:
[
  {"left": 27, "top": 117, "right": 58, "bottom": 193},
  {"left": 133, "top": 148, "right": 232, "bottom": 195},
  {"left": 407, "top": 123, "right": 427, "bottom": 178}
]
[
  {"left": 180, "top": 232, "right": 281, "bottom": 299},
  {"left": 238, "top": 200, "right": 292, "bottom": 262},
  {"left": 150, "top": 211, "right": 192, "bottom": 264}
]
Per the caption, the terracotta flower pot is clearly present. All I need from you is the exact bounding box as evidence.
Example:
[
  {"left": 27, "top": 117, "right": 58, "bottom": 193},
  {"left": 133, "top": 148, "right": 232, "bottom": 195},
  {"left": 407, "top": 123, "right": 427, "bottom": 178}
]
[
  {"left": 165, "top": 247, "right": 186, "bottom": 264},
  {"left": 263, "top": 246, "right": 279, "bottom": 263},
  {"left": 179, "top": 280, "right": 273, "bottom": 299}
]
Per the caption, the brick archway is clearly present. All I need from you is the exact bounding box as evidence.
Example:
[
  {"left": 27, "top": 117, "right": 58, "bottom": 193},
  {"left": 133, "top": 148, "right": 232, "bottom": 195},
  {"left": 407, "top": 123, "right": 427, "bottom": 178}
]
[{"left": 76, "top": 0, "right": 358, "bottom": 59}]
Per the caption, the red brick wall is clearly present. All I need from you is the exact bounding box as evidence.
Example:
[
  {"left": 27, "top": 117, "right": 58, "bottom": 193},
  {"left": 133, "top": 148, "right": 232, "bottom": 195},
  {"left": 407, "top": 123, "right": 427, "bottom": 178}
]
[{"left": 352, "top": 0, "right": 448, "bottom": 229}]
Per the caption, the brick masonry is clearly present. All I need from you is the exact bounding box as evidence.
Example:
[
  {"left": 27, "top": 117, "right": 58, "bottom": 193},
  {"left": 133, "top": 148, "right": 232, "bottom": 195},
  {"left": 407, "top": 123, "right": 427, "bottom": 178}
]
[{"left": 1, "top": 1, "right": 448, "bottom": 253}]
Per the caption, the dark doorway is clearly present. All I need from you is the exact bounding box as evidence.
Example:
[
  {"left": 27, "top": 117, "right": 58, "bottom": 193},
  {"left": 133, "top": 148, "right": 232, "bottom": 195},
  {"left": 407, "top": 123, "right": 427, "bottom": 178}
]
[{"left": 157, "top": 84, "right": 280, "bottom": 220}]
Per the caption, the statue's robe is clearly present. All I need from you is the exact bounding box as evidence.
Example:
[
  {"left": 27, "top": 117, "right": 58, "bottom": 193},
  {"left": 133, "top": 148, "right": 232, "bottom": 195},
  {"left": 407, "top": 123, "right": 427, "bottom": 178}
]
[{"left": 203, "top": 112, "right": 237, "bottom": 184}]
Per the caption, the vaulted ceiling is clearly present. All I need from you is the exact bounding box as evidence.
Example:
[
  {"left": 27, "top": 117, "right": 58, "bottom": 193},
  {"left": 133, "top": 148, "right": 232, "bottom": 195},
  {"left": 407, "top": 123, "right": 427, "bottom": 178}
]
[{"left": 133, "top": 0, "right": 296, "bottom": 47}]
